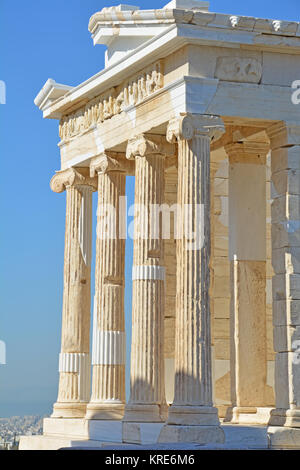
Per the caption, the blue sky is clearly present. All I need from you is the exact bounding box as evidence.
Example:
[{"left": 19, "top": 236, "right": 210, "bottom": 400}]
[{"left": 0, "top": 0, "right": 298, "bottom": 417}]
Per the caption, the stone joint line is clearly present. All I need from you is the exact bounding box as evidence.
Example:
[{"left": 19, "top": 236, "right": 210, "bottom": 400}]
[
  {"left": 132, "top": 265, "right": 165, "bottom": 281},
  {"left": 58, "top": 352, "right": 90, "bottom": 373},
  {"left": 58, "top": 353, "right": 91, "bottom": 402},
  {"left": 92, "top": 331, "right": 126, "bottom": 365}
]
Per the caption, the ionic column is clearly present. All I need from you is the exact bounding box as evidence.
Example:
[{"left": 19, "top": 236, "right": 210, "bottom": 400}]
[
  {"left": 210, "top": 161, "right": 218, "bottom": 408},
  {"left": 123, "top": 134, "right": 174, "bottom": 424},
  {"left": 225, "top": 141, "right": 273, "bottom": 424},
  {"left": 86, "top": 153, "right": 130, "bottom": 420},
  {"left": 266, "top": 123, "right": 300, "bottom": 446},
  {"left": 159, "top": 113, "right": 225, "bottom": 445},
  {"left": 50, "top": 168, "right": 97, "bottom": 418}
]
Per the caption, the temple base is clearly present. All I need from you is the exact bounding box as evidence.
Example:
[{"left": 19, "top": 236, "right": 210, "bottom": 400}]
[
  {"left": 268, "top": 409, "right": 300, "bottom": 427},
  {"left": 85, "top": 402, "right": 125, "bottom": 420},
  {"left": 19, "top": 420, "right": 300, "bottom": 449},
  {"left": 52, "top": 402, "right": 88, "bottom": 418},
  {"left": 123, "top": 404, "right": 163, "bottom": 423},
  {"left": 230, "top": 407, "right": 275, "bottom": 425},
  {"left": 158, "top": 425, "right": 225, "bottom": 445},
  {"left": 167, "top": 405, "right": 221, "bottom": 426},
  {"left": 268, "top": 426, "right": 300, "bottom": 449},
  {"left": 217, "top": 404, "right": 232, "bottom": 420},
  {"left": 19, "top": 435, "right": 104, "bottom": 451},
  {"left": 158, "top": 405, "right": 225, "bottom": 445},
  {"left": 19, "top": 417, "right": 123, "bottom": 450},
  {"left": 122, "top": 422, "right": 164, "bottom": 444}
]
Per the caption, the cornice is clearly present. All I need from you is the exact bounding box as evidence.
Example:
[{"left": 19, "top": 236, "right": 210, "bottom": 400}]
[
  {"left": 36, "top": 6, "right": 300, "bottom": 121},
  {"left": 34, "top": 79, "right": 73, "bottom": 112},
  {"left": 88, "top": 7, "right": 299, "bottom": 38}
]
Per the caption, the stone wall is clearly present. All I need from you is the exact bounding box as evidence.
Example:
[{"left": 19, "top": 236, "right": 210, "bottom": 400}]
[{"left": 211, "top": 150, "right": 231, "bottom": 416}]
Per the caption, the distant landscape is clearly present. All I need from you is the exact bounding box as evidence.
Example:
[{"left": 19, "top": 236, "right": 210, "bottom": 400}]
[{"left": 0, "top": 416, "right": 47, "bottom": 448}]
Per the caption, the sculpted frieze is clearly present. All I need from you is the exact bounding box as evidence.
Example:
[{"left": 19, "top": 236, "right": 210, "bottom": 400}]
[{"left": 59, "top": 61, "right": 164, "bottom": 142}]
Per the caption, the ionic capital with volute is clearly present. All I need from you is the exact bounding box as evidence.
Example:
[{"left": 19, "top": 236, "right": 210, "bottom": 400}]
[
  {"left": 90, "top": 152, "right": 134, "bottom": 177},
  {"left": 166, "top": 113, "right": 225, "bottom": 144},
  {"left": 126, "top": 134, "right": 175, "bottom": 160},
  {"left": 50, "top": 167, "right": 97, "bottom": 193}
]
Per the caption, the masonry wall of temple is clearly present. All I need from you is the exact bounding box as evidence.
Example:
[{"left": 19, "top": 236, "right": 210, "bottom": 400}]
[{"left": 19, "top": 0, "right": 300, "bottom": 450}]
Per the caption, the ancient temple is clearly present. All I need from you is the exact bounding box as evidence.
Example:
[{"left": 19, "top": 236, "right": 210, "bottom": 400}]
[{"left": 20, "top": 0, "right": 300, "bottom": 449}]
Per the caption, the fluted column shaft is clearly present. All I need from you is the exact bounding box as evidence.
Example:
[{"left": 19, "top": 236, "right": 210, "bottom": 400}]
[
  {"left": 159, "top": 114, "right": 225, "bottom": 445},
  {"left": 124, "top": 134, "right": 174, "bottom": 423},
  {"left": 50, "top": 168, "right": 97, "bottom": 418},
  {"left": 86, "top": 154, "right": 126, "bottom": 420},
  {"left": 174, "top": 134, "right": 213, "bottom": 406}
]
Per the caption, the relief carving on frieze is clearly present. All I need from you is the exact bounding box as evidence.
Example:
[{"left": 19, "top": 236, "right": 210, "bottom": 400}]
[
  {"left": 215, "top": 57, "right": 262, "bottom": 84},
  {"left": 59, "top": 60, "right": 164, "bottom": 142}
]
